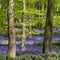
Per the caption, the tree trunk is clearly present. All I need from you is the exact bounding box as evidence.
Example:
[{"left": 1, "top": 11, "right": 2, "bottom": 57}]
[
  {"left": 29, "top": 22, "right": 32, "bottom": 38},
  {"left": 35, "top": 0, "right": 42, "bottom": 10},
  {"left": 21, "top": 0, "right": 26, "bottom": 51},
  {"left": 8, "top": 0, "right": 16, "bottom": 58},
  {"left": 43, "top": 0, "right": 54, "bottom": 54}
]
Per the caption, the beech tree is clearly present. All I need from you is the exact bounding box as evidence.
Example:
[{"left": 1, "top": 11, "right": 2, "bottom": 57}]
[
  {"left": 8, "top": 0, "right": 16, "bottom": 58},
  {"left": 43, "top": 0, "right": 54, "bottom": 54}
]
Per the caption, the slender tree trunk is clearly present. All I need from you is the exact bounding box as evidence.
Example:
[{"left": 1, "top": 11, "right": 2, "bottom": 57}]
[
  {"left": 29, "top": 22, "right": 32, "bottom": 38},
  {"left": 43, "top": 0, "right": 54, "bottom": 54},
  {"left": 27, "top": 0, "right": 32, "bottom": 38},
  {"left": 21, "top": 0, "right": 26, "bottom": 51},
  {"left": 35, "top": 0, "right": 42, "bottom": 10},
  {"left": 42, "top": 4, "right": 44, "bottom": 11},
  {"left": 8, "top": 0, "right": 16, "bottom": 58},
  {"left": 44, "top": 3, "right": 47, "bottom": 11}
]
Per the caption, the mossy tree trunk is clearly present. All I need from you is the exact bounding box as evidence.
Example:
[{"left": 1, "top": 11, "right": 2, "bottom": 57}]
[
  {"left": 43, "top": 0, "right": 54, "bottom": 54},
  {"left": 8, "top": 0, "right": 16, "bottom": 58}
]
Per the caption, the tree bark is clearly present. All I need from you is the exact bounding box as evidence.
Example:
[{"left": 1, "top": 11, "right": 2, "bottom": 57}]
[
  {"left": 43, "top": 0, "right": 54, "bottom": 54},
  {"left": 8, "top": 0, "right": 16, "bottom": 58}
]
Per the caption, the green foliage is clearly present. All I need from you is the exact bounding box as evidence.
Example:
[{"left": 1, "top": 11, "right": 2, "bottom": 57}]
[
  {"left": 0, "top": 0, "right": 60, "bottom": 35},
  {"left": 53, "top": 16, "right": 60, "bottom": 27},
  {"left": 0, "top": 54, "right": 60, "bottom": 60},
  {"left": 0, "top": 55, "right": 44, "bottom": 60},
  {"left": 0, "top": 55, "right": 6, "bottom": 60}
]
